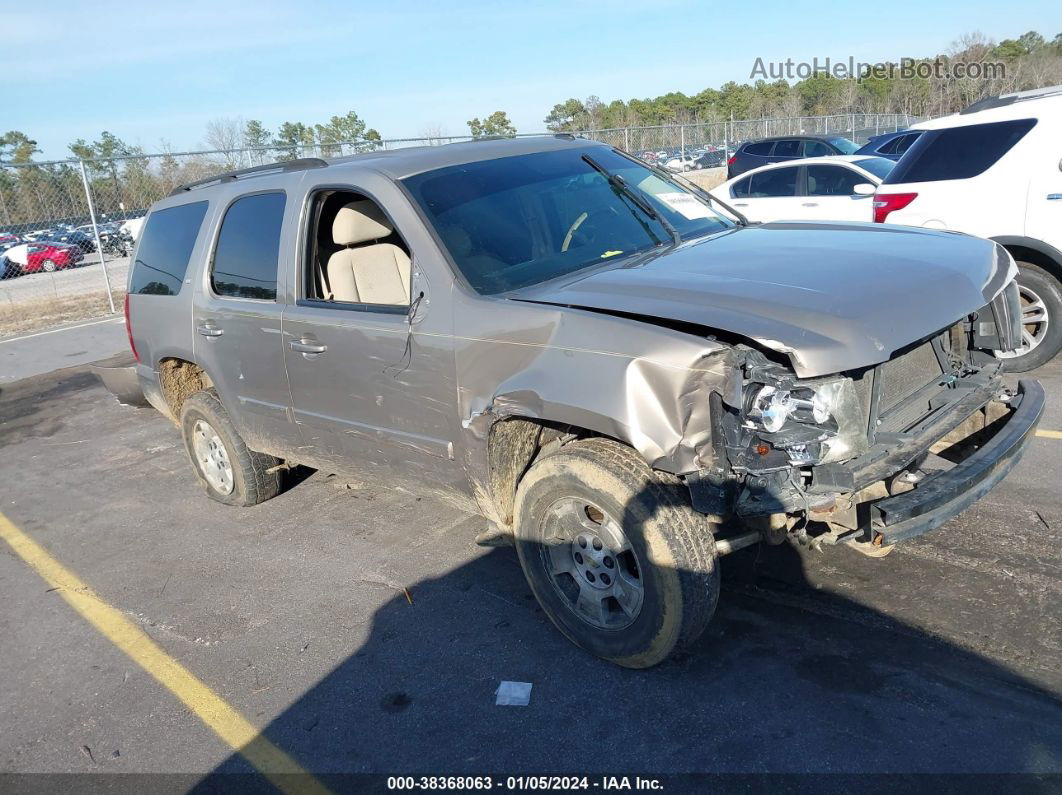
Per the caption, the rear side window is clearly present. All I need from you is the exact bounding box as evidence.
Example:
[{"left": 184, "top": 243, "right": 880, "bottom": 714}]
[
  {"left": 748, "top": 167, "right": 799, "bottom": 197},
  {"left": 886, "top": 119, "right": 1036, "bottom": 184},
  {"left": 772, "top": 140, "right": 801, "bottom": 156},
  {"left": 210, "top": 192, "right": 286, "bottom": 300},
  {"left": 745, "top": 141, "right": 774, "bottom": 156},
  {"left": 129, "top": 201, "right": 208, "bottom": 296},
  {"left": 879, "top": 133, "right": 915, "bottom": 155}
]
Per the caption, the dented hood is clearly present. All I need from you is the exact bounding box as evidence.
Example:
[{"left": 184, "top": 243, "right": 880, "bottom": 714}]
[{"left": 510, "top": 221, "right": 1003, "bottom": 377}]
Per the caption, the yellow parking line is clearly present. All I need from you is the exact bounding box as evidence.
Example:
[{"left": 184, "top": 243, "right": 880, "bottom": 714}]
[
  {"left": 0, "top": 511, "right": 329, "bottom": 795},
  {"left": 1037, "top": 429, "right": 1062, "bottom": 439}
]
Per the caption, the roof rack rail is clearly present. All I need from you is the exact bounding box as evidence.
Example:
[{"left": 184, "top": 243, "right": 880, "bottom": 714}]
[
  {"left": 960, "top": 84, "right": 1062, "bottom": 115},
  {"left": 168, "top": 157, "right": 328, "bottom": 196}
]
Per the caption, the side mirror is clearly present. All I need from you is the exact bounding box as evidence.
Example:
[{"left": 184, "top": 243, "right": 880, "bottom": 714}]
[{"left": 853, "top": 183, "right": 876, "bottom": 196}]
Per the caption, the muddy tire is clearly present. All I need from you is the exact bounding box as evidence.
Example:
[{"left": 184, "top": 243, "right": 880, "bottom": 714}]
[
  {"left": 513, "top": 437, "right": 720, "bottom": 668},
  {"left": 179, "top": 390, "right": 282, "bottom": 506},
  {"left": 998, "top": 262, "right": 1062, "bottom": 372}
]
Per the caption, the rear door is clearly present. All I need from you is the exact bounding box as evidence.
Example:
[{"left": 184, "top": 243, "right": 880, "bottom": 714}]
[
  {"left": 728, "top": 165, "right": 801, "bottom": 221},
  {"left": 768, "top": 139, "right": 801, "bottom": 164},
  {"left": 191, "top": 190, "right": 298, "bottom": 456}
]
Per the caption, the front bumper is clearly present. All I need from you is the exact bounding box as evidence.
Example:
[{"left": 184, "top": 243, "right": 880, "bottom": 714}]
[{"left": 868, "top": 378, "right": 1044, "bottom": 545}]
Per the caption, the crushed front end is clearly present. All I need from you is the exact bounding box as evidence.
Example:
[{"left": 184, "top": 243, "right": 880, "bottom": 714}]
[{"left": 689, "top": 282, "right": 1045, "bottom": 554}]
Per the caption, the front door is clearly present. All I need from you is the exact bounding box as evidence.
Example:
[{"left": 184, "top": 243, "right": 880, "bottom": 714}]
[
  {"left": 801, "top": 164, "right": 874, "bottom": 221},
  {"left": 281, "top": 188, "right": 460, "bottom": 489}
]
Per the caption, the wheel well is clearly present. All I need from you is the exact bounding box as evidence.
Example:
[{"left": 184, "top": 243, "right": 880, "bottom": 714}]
[
  {"left": 1002, "top": 244, "right": 1062, "bottom": 284},
  {"left": 158, "top": 358, "right": 213, "bottom": 419},
  {"left": 487, "top": 417, "right": 590, "bottom": 528}
]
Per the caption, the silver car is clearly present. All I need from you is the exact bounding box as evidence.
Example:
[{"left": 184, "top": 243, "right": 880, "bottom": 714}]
[{"left": 103, "top": 136, "right": 1044, "bottom": 667}]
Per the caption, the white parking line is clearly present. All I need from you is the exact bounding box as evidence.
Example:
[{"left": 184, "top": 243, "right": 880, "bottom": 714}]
[{"left": 0, "top": 316, "right": 123, "bottom": 345}]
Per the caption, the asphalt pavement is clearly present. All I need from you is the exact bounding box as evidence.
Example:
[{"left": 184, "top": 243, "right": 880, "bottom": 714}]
[{"left": 0, "top": 347, "right": 1059, "bottom": 785}]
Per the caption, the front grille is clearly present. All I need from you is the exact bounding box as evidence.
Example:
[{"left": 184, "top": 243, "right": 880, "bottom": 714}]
[{"left": 875, "top": 341, "right": 944, "bottom": 433}]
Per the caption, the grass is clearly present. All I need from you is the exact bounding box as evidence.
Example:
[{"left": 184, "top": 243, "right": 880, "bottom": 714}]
[{"left": 0, "top": 290, "right": 125, "bottom": 337}]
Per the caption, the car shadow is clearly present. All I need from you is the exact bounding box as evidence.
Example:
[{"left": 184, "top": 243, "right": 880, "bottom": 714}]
[{"left": 193, "top": 477, "right": 1062, "bottom": 789}]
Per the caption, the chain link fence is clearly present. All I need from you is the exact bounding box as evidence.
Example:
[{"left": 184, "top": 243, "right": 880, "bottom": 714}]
[{"left": 0, "top": 113, "right": 917, "bottom": 335}]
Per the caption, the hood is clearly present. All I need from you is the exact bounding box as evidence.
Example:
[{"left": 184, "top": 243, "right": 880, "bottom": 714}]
[{"left": 510, "top": 221, "right": 1003, "bottom": 378}]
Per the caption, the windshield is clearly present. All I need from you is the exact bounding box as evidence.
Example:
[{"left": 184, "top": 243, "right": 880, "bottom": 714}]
[
  {"left": 402, "top": 147, "right": 732, "bottom": 294},
  {"left": 853, "top": 156, "right": 895, "bottom": 180},
  {"left": 827, "top": 136, "right": 860, "bottom": 155}
]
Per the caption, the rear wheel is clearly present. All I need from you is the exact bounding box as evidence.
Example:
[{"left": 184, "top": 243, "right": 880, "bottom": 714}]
[
  {"left": 998, "top": 262, "right": 1062, "bottom": 372},
  {"left": 41, "top": 259, "right": 57, "bottom": 272},
  {"left": 513, "top": 438, "right": 720, "bottom": 668},
  {"left": 179, "top": 390, "right": 282, "bottom": 506}
]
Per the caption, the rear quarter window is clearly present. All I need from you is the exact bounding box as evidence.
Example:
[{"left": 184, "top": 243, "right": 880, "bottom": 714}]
[
  {"left": 885, "top": 119, "right": 1036, "bottom": 184},
  {"left": 129, "top": 201, "right": 209, "bottom": 296},
  {"left": 744, "top": 141, "right": 774, "bottom": 156}
]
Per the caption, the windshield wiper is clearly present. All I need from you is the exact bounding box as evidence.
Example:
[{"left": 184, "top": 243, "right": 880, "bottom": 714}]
[{"left": 581, "top": 154, "right": 681, "bottom": 249}]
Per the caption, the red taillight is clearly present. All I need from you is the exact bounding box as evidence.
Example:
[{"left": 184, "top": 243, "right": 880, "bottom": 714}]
[
  {"left": 124, "top": 293, "right": 139, "bottom": 363},
  {"left": 872, "top": 192, "right": 918, "bottom": 224},
  {"left": 727, "top": 154, "right": 737, "bottom": 166}
]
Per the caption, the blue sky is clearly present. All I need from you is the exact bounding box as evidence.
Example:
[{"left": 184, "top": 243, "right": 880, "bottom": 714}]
[{"left": 2, "top": 0, "right": 1060, "bottom": 159}]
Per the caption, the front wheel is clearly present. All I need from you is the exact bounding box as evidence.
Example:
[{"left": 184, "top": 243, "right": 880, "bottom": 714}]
[
  {"left": 41, "top": 259, "right": 57, "bottom": 272},
  {"left": 179, "top": 390, "right": 282, "bottom": 506},
  {"left": 513, "top": 438, "right": 720, "bottom": 668},
  {"left": 997, "top": 262, "right": 1062, "bottom": 372}
]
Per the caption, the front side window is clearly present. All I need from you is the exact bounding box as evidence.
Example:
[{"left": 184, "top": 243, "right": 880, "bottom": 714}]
[
  {"left": 803, "top": 140, "right": 833, "bottom": 157},
  {"left": 211, "top": 192, "right": 286, "bottom": 300},
  {"left": 747, "top": 167, "right": 799, "bottom": 197},
  {"left": 129, "top": 201, "right": 208, "bottom": 296},
  {"left": 826, "top": 136, "right": 860, "bottom": 154},
  {"left": 885, "top": 119, "right": 1036, "bottom": 184},
  {"left": 403, "top": 148, "right": 731, "bottom": 295},
  {"left": 805, "top": 165, "right": 863, "bottom": 196}
]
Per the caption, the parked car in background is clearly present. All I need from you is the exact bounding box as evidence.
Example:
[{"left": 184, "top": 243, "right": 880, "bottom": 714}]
[
  {"left": 45, "top": 227, "right": 96, "bottom": 252},
  {"left": 874, "top": 85, "right": 1062, "bottom": 371},
  {"left": 16, "top": 242, "right": 83, "bottom": 273},
  {"left": 0, "top": 232, "right": 21, "bottom": 247},
  {"left": 727, "top": 135, "right": 860, "bottom": 178},
  {"left": 664, "top": 153, "right": 701, "bottom": 172},
  {"left": 120, "top": 217, "right": 145, "bottom": 241},
  {"left": 712, "top": 156, "right": 894, "bottom": 223},
  {"left": 103, "top": 137, "right": 1041, "bottom": 668},
  {"left": 855, "top": 129, "right": 925, "bottom": 161}
]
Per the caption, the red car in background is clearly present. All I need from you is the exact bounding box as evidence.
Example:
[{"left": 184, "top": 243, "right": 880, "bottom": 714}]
[{"left": 22, "top": 242, "right": 83, "bottom": 273}]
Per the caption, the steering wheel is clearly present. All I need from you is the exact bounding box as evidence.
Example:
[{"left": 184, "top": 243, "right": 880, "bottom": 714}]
[{"left": 561, "top": 208, "right": 615, "bottom": 253}]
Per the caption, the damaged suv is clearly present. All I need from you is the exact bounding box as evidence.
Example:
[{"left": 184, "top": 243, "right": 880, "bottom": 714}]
[{"left": 105, "top": 136, "right": 1044, "bottom": 668}]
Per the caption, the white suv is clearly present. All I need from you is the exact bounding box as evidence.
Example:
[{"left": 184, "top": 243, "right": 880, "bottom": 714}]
[{"left": 873, "top": 86, "right": 1062, "bottom": 371}]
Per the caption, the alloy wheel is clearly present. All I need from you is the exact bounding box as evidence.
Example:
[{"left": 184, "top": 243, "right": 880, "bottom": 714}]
[{"left": 539, "top": 496, "right": 644, "bottom": 630}]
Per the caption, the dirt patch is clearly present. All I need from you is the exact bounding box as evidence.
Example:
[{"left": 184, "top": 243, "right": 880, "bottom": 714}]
[
  {"left": 158, "top": 358, "right": 212, "bottom": 420},
  {"left": 0, "top": 290, "right": 124, "bottom": 336},
  {"left": 682, "top": 167, "right": 727, "bottom": 192}
]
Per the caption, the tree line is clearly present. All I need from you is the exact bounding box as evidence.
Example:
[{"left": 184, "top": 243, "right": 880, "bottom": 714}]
[
  {"left": 543, "top": 31, "right": 1062, "bottom": 130},
  {"left": 1, "top": 29, "right": 1059, "bottom": 229}
]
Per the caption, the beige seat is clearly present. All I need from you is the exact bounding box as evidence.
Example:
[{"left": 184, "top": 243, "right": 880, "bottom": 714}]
[{"left": 326, "top": 200, "right": 411, "bottom": 305}]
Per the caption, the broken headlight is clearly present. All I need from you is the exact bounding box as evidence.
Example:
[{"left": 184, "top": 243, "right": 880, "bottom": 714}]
[{"left": 743, "top": 378, "right": 867, "bottom": 465}]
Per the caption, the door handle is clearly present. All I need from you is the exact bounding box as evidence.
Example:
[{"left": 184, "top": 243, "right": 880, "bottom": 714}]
[
  {"left": 734, "top": 202, "right": 749, "bottom": 207},
  {"left": 1047, "top": 194, "right": 1062, "bottom": 200},
  {"left": 801, "top": 202, "right": 819, "bottom": 207},
  {"left": 196, "top": 324, "right": 223, "bottom": 337},
  {"left": 290, "top": 340, "right": 327, "bottom": 354}
]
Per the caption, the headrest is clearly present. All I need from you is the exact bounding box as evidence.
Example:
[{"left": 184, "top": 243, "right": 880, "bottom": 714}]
[
  {"left": 333, "top": 200, "right": 393, "bottom": 246},
  {"left": 440, "top": 225, "right": 472, "bottom": 257}
]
